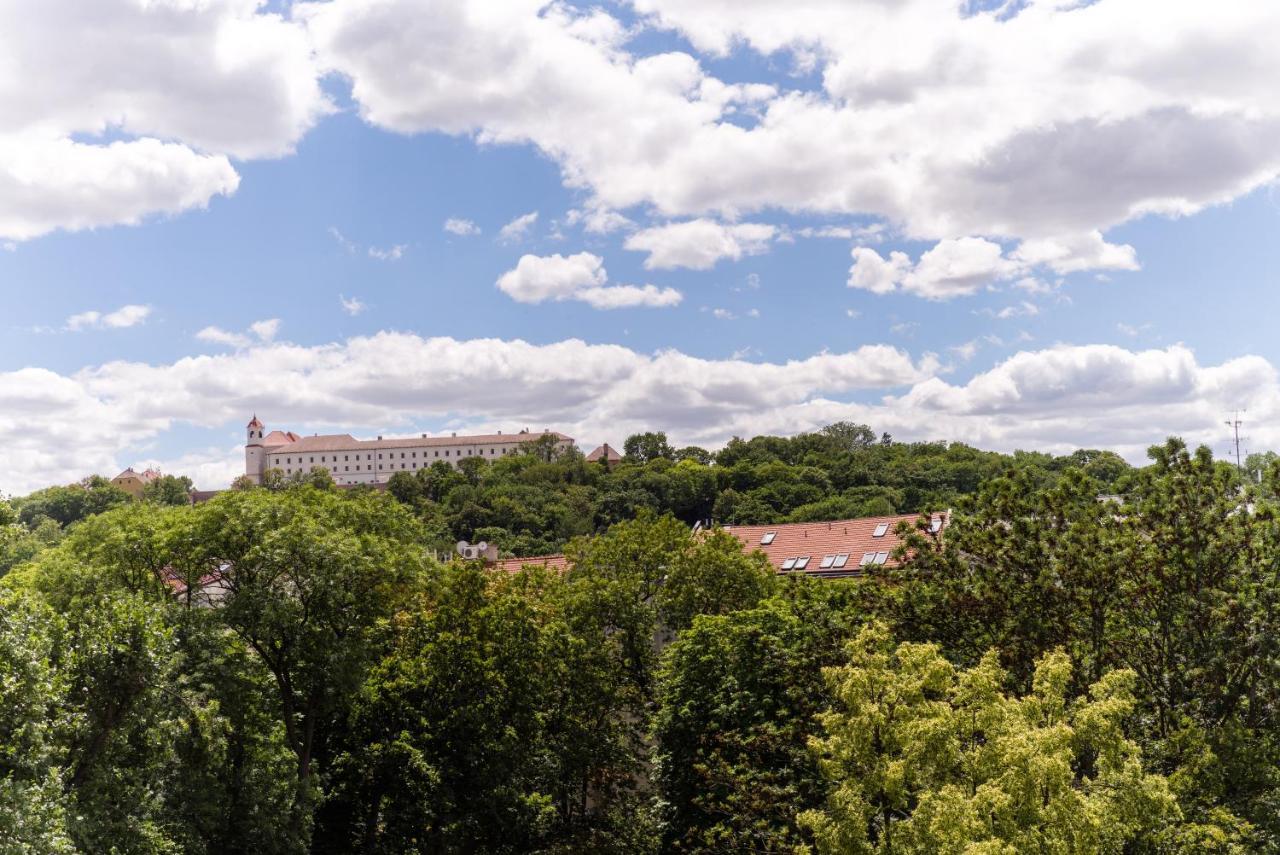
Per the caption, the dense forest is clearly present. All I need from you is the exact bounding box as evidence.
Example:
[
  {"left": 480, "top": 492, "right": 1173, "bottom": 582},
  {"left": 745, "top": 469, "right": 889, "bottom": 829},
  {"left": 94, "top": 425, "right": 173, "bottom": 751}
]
[{"left": 2, "top": 426, "right": 1279, "bottom": 852}]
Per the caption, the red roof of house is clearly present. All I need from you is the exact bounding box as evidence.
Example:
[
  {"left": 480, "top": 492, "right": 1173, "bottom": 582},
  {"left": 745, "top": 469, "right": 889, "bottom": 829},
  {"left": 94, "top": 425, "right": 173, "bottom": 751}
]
[
  {"left": 723, "top": 512, "right": 948, "bottom": 578},
  {"left": 492, "top": 554, "right": 573, "bottom": 574},
  {"left": 586, "top": 443, "right": 623, "bottom": 463}
]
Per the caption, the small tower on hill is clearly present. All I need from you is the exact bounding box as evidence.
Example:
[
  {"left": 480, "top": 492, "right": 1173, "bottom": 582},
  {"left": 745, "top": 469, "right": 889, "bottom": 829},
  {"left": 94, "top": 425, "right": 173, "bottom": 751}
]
[{"left": 245, "top": 414, "right": 265, "bottom": 484}]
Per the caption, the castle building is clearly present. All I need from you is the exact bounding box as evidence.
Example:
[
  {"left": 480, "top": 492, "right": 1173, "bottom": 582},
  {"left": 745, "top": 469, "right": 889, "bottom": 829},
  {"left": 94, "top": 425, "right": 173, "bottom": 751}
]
[
  {"left": 111, "top": 467, "right": 161, "bottom": 499},
  {"left": 244, "top": 415, "right": 574, "bottom": 486}
]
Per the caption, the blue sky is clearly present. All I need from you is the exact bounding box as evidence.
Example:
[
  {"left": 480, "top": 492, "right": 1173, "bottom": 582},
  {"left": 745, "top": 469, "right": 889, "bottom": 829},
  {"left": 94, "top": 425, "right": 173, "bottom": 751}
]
[{"left": 3, "top": 0, "right": 1280, "bottom": 493}]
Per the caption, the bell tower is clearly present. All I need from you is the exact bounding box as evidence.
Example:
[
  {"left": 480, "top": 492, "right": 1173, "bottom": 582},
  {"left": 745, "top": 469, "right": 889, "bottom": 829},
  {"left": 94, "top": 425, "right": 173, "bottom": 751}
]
[{"left": 245, "top": 414, "right": 266, "bottom": 484}]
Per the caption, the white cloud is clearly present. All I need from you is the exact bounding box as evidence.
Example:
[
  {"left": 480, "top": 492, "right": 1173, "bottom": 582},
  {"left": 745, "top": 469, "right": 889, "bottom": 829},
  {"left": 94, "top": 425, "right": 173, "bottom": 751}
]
[
  {"left": 498, "top": 211, "right": 539, "bottom": 244},
  {"left": 994, "top": 301, "right": 1040, "bottom": 320},
  {"left": 5, "top": 335, "right": 1274, "bottom": 495},
  {"left": 197, "top": 319, "right": 281, "bottom": 349},
  {"left": 849, "top": 237, "right": 1017, "bottom": 300},
  {"left": 367, "top": 243, "right": 407, "bottom": 261},
  {"left": 496, "top": 252, "right": 681, "bottom": 309},
  {"left": 624, "top": 219, "right": 776, "bottom": 270},
  {"left": 339, "top": 294, "right": 367, "bottom": 316},
  {"left": 65, "top": 304, "right": 151, "bottom": 332},
  {"left": 443, "top": 217, "right": 480, "bottom": 236},
  {"left": 301, "top": 0, "right": 1280, "bottom": 274},
  {"left": 249, "top": 319, "right": 280, "bottom": 343},
  {"left": 1, "top": 0, "right": 326, "bottom": 242},
  {"left": 0, "top": 331, "right": 933, "bottom": 493},
  {"left": 566, "top": 206, "right": 635, "bottom": 234},
  {"left": 1012, "top": 231, "right": 1139, "bottom": 275}
]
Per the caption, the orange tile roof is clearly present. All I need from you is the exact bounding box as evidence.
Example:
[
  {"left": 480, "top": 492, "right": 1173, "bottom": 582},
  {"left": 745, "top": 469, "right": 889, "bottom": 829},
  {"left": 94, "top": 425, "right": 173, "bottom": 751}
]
[
  {"left": 492, "top": 554, "right": 573, "bottom": 574},
  {"left": 723, "top": 512, "right": 948, "bottom": 578},
  {"left": 263, "top": 430, "right": 572, "bottom": 453},
  {"left": 586, "top": 443, "right": 623, "bottom": 463}
]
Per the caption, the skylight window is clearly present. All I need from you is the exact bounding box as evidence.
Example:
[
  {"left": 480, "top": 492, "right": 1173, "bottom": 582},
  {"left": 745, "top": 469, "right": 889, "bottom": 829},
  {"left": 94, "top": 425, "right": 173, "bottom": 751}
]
[
  {"left": 930, "top": 518, "right": 943, "bottom": 533},
  {"left": 833, "top": 554, "right": 849, "bottom": 568},
  {"left": 761, "top": 532, "right": 776, "bottom": 545},
  {"left": 794, "top": 556, "right": 811, "bottom": 570},
  {"left": 873, "top": 522, "right": 890, "bottom": 537},
  {"left": 819, "top": 554, "right": 836, "bottom": 569},
  {"left": 781, "top": 557, "right": 797, "bottom": 570},
  {"left": 860, "top": 552, "right": 877, "bottom": 566},
  {"left": 874, "top": 551, "right": 890, "bottom": 565}
]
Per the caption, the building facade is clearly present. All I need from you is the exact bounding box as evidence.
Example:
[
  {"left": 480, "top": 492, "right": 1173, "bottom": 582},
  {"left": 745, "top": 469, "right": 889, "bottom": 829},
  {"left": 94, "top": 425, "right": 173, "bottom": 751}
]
[
  {"left": 111, "top": 467, "right": 160, "bottom": 499},
  {"left": 244, "top": 415, "right": 575, "bottom": 486}
]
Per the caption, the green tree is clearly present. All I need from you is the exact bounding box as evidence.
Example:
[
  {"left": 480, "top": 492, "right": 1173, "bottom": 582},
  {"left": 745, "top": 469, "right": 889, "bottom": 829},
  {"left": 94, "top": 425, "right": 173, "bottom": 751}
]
[
  {"left": 654, "top": 592, "right": 855, "bottom": 852},
  {"left": 657, "top": 528, "right": 776, "bottom": 632},
  {"left": 623, "top": 432, "right": 675, "bottom": 464},
  {"left": 801, "top": 624, "right": 1226, "bottom": 854},
  {"left": 0, "top": 590, "right": 75, "bottom": 854},
  {"left": 141, "top": 474, "right": 194, "bottom": 506}
]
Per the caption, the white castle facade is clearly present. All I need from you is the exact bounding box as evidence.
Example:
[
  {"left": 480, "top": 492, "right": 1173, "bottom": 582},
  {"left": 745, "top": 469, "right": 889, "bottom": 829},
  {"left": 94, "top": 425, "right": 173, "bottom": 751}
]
[{"left": 244, "top": 416, "right": 574, "bottom": 486}]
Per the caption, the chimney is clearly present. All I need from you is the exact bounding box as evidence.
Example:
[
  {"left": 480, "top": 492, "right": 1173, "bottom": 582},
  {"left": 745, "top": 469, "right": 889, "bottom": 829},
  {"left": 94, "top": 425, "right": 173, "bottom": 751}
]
[
  {"left": 451, "top": 431, "right": 457, "bottom": 437},
  {"left": 377, "top": 435, "right": 383, "bottom": 440}
]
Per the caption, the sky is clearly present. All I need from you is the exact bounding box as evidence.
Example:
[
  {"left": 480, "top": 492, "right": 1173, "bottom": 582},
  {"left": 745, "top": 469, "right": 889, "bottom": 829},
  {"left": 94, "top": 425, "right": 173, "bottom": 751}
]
[{"left": 3, "top": 0, "right": 1280, "bottom": 494}]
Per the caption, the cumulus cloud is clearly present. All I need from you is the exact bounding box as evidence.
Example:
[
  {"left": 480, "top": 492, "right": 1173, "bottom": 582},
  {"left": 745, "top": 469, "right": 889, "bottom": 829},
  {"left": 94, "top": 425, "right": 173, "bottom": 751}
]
[
  {"left": 624, "top": 219, "right": 776, "bottom": 270},
  {"left": 497, "top": 211, "right": 539, "bottom": 244},
  {"left": 4, "top": 335, "right": 1276, "bottom": 495},
  {"left": 443, "top": 217, "right": 480, "bottom": 236},
  {"left": 495, "top": 252, "right": 682, "bottom": 309},
  {"left": 65, "top": 304, "right": 151, "bottom": 332},
  {"left": 367, "top": 243, "right": 407, "bottom": 261},
  {"left": 849, "top": 237, "right": 1018, "bottom": 299},
  {"left": 197, "top": 319, "right": 281, "bottom": 349},
  {"left": 300, "top": 0, "right": 1280, "bottom": 274},
  {"left": 0, "top": 0, "right": 327, "bottom": 242}
]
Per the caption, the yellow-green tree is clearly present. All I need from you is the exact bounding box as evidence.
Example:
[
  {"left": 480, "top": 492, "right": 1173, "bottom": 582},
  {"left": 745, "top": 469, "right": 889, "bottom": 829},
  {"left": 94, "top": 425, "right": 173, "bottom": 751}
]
[{"left": 802, "top": 624, "right": 1246, "bottom": 854}]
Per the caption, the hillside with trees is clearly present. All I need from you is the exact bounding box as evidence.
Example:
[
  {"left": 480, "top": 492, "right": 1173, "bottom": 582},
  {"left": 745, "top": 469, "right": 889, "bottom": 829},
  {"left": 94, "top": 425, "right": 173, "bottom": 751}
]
[{"left": 0, "top": 427, "right": 1274, "bottom": 852}]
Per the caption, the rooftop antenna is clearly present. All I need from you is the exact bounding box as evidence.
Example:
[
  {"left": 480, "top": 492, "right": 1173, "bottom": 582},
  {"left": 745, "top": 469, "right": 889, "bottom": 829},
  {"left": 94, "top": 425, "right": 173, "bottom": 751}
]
[{"left": 1226, "top": 410, "right": 1246, "bottom": 473}]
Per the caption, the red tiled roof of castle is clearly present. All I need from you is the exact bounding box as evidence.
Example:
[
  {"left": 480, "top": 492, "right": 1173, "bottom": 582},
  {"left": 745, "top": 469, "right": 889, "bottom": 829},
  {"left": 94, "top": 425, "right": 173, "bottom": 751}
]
[
  {"left": 262, "top": 430, "right": 571, "bottom": 452},
  {"left": 722, "top": 512, "right": 948, "bottom": 578}
]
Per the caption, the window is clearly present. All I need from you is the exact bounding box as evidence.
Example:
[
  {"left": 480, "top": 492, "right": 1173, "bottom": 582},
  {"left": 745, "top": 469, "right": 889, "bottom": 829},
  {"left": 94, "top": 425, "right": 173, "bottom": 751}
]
[
  {"left": 344, "top": 466, "right": 349, "bottom": 472},
  {"left": 780, "top": 557, "right": 797, "bottom": 570},
  {"left": 445, "top": 450, "right": 450, "bottom": 457},
  {"left": 874, "top": 551, "right": 889, "bottom": 565},
  {"left": 860, "top": 552, "right": 877, "bottom": 566},
  {"left": 344, "top": 455, "right": 349, "bottom": 462},
  {"left": 309, "top": 457, "right": 314, "bottom": 463},
  {"left": 819, "top": 554, "right": 836, "bottom": 569},
  {"left": 434, "top": 451, "right": 439, "bottom": 457},
  {"left": 760, "top": 532, "right": 776, "bottom": 545},
  {"left": 873, "top": 522, "right": 889, "bottom": 537},
  {"left": 833, "top": 553, "right": 849, "bottom": 568},
  {"left": 930, "top": 518, "right": 943, "bottom": 533},
  {"left": 401, "top": 452, "right": 405, "bottom": 458},
  {"left": 794, "top": 556, "right": 811, "bottom": 570},
  {"left": 378, "top": 453, "right": 383, "bottom": 460}
]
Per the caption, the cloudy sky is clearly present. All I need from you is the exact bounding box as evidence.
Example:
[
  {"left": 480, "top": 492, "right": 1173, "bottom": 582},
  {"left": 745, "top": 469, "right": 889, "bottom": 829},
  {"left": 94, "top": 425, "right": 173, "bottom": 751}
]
[{"left": 3, "top": 0, "right": 1280, "bottom": 493}]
